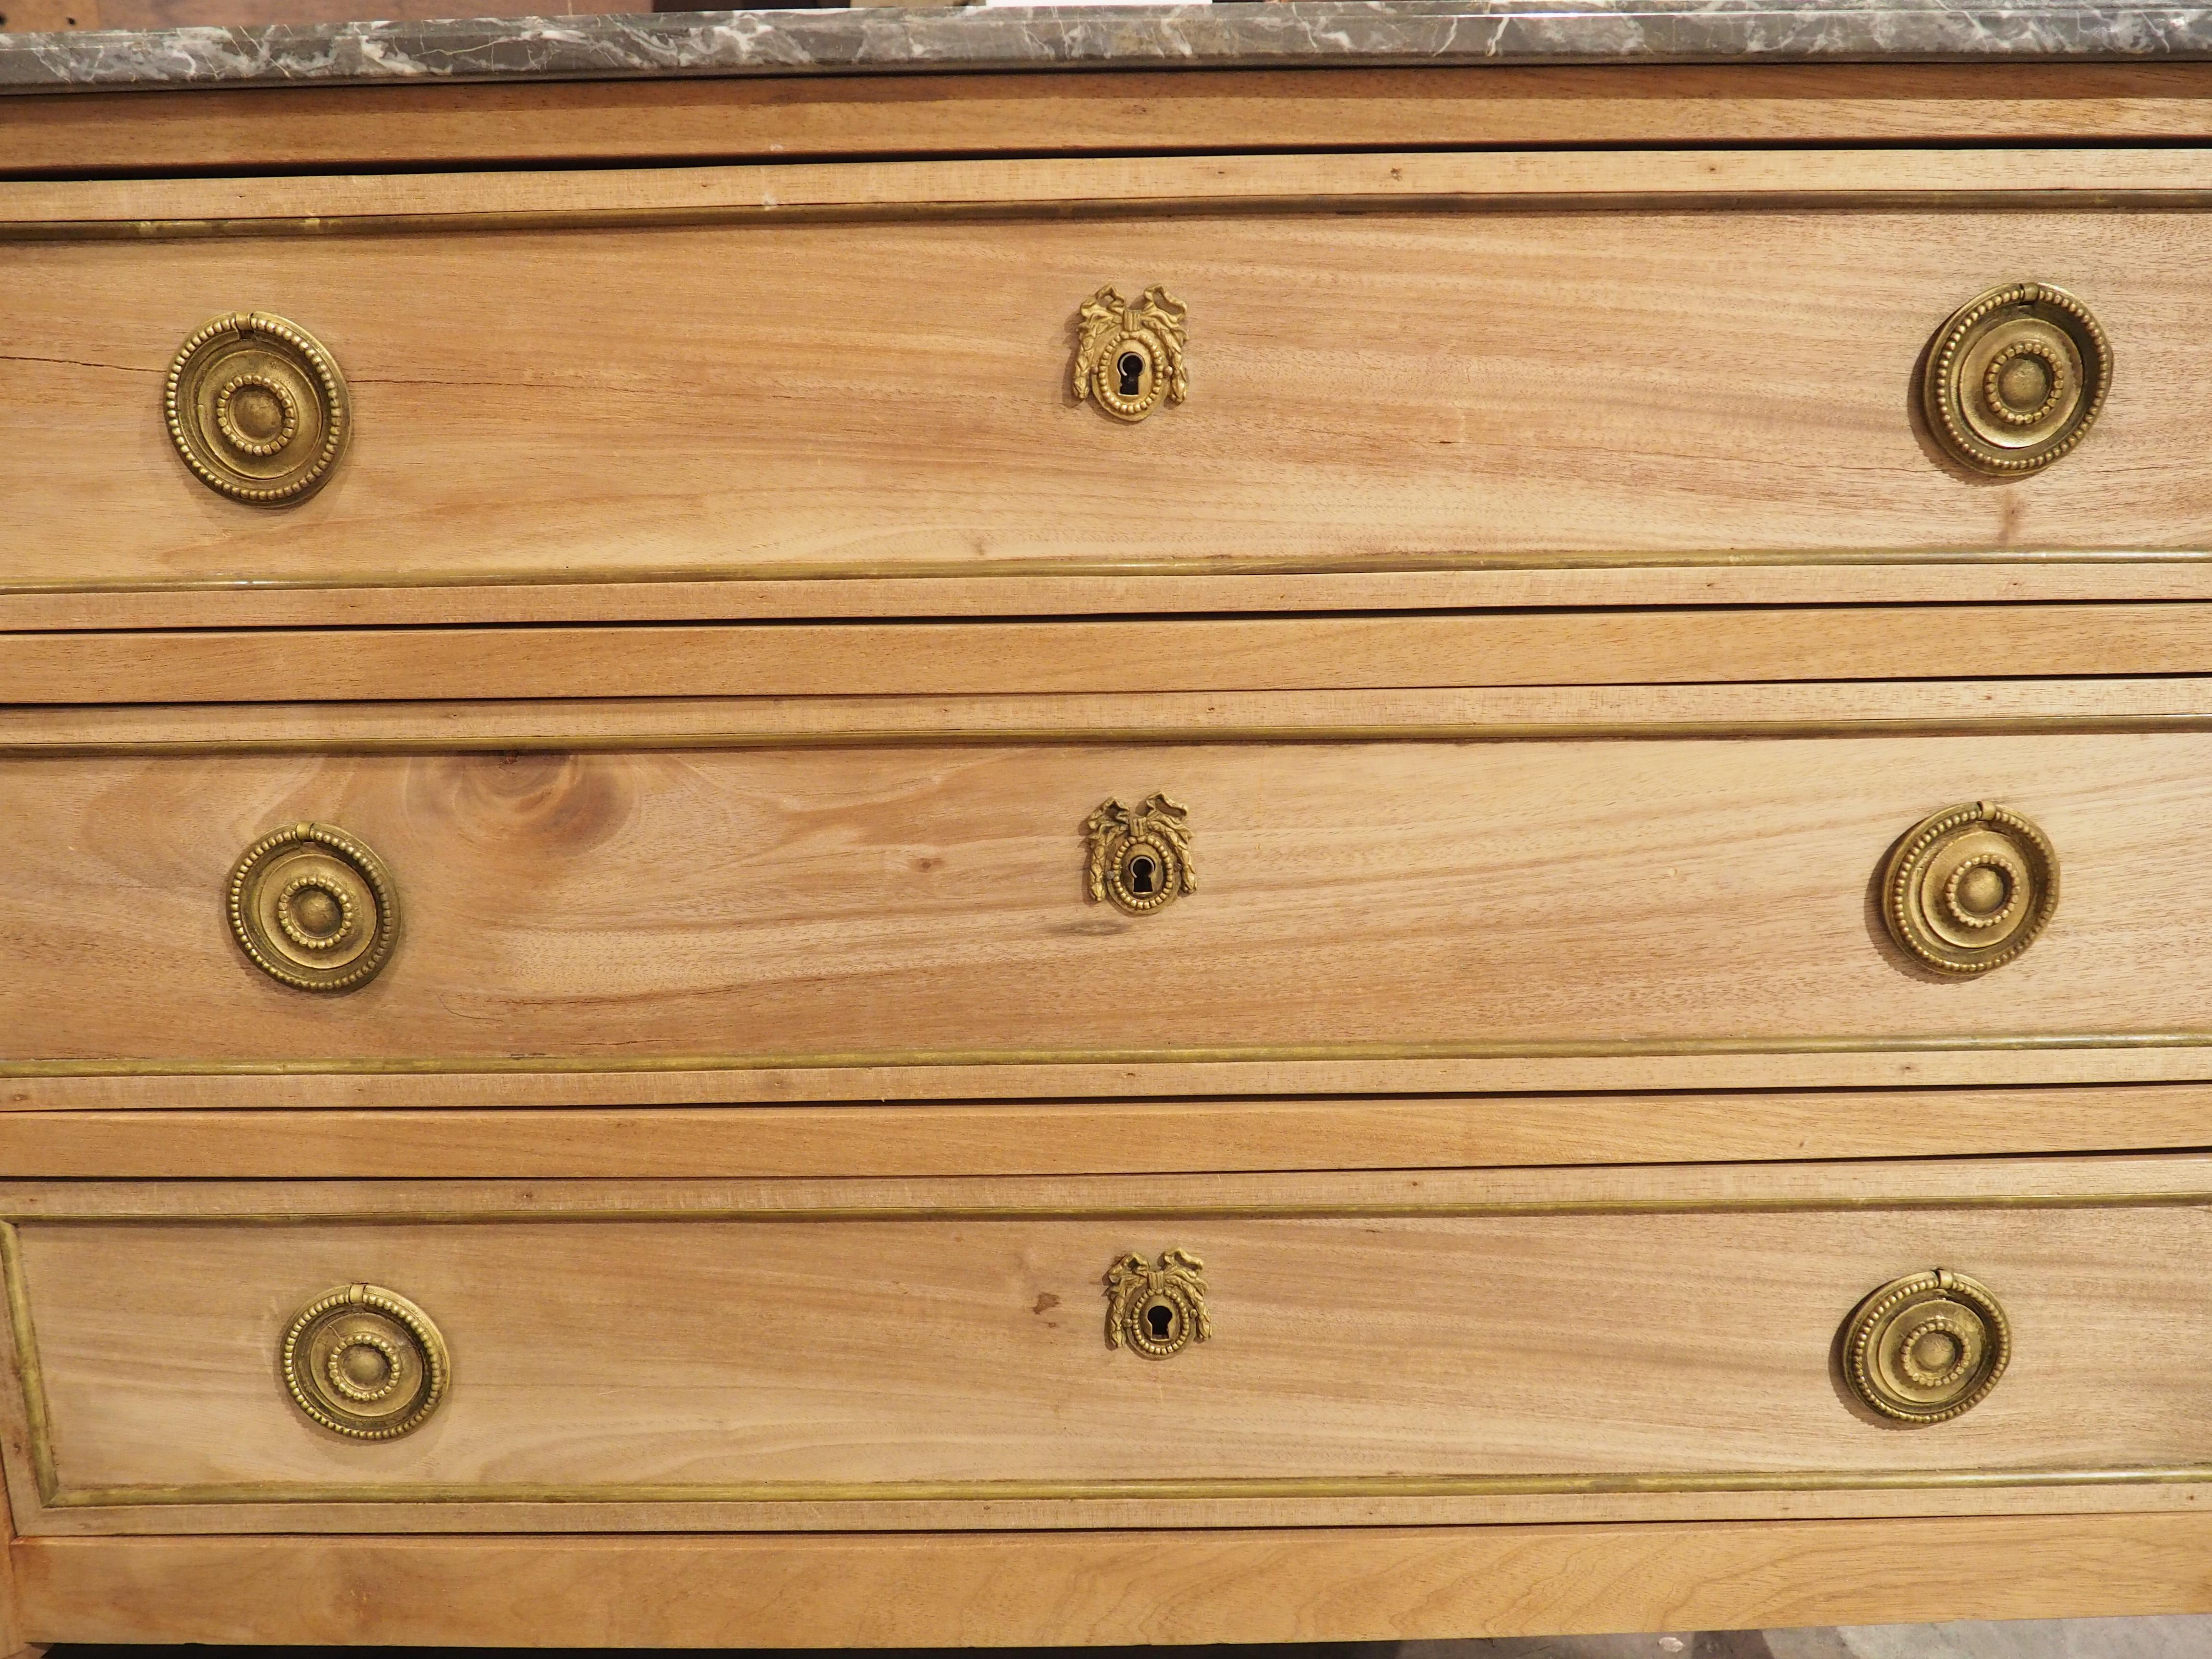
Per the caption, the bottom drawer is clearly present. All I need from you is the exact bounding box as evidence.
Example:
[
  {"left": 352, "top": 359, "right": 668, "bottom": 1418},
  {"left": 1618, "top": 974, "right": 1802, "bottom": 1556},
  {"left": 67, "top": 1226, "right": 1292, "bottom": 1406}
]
[{"left": 5, "top": 1156, "right": 2209, "bottom": 1535}]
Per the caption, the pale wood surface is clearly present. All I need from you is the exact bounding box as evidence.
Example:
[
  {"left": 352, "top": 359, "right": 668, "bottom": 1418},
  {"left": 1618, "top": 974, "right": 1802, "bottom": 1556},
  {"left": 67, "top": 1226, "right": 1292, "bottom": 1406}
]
[
  {"left": 27, "top": 1044, "right": 2212, "bottom": 1111},
  {"left": 23, "top": 607, "right": 2212, "bottom": 703},
  {"left": 10, "top": 159, "right": 2212, "bottom": 600},
  {"left": 23, "top": 559, "right": 2212, "bottom": 632},
  {"left": 7, "top": 736, "right": 2212, "bottom": 1076},
  {"left": 14, "top": 65, "right": 2212, "bottom": 177},
  {"left": 6, "top": 1082, "right": 2211, "bottom": 1178},
  {"left": 5, "top": 1158, "right": 2212, "bottom": 1533},
  {"left": 18, "top": 1513, "right": 2212, "bottom": 1645},
  {"left": 20, "top": 146, "right": 2212, "bottom": 228},
  {"left": 3, "top": 678, "right": 2212, "bottom": 751}
]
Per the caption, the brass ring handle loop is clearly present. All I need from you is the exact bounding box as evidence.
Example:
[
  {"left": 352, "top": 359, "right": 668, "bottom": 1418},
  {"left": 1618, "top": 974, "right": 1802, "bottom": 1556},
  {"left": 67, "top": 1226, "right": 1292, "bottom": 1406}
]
[
  {"left": 228, "top": 822, "right": 399, "bottom": 993},
  {"left": 1922, "top": 281, "right": 2109, "bottom": 475},
  {"left": 166, "top": 311, "right": 350, "bottom": 505},
  {"left": 1104, "top": 1249, "right": 1211, "bottom": 1359},
  {"left": 1880, "top": 801, "right": 2057, "bottom": 975},
  {"left": 1841, "top": 1268, "right": 2010, "bottom": 1425},
  {"left": 282, "top": 1283, "right": 449, "bottom": 1440}
]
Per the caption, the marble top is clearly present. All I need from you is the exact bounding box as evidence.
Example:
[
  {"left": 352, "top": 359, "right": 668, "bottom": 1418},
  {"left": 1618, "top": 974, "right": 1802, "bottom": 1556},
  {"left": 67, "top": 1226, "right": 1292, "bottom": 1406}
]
[{"left": 6, "top": 0, "right": 2212, "bottom": 94}]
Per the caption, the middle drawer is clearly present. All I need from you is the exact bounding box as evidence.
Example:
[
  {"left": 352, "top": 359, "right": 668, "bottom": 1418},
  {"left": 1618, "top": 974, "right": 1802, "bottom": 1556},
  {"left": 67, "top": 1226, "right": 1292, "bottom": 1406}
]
[{"left": 1, "top": 730, "right": 2207, "bottom": 1080}]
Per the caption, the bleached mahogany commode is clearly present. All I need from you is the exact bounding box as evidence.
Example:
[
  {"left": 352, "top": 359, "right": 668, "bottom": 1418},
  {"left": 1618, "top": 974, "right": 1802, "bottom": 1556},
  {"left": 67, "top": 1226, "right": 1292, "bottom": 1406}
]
[{"left": 11, "top": 0, "right": 2212, "bottom": 1644}]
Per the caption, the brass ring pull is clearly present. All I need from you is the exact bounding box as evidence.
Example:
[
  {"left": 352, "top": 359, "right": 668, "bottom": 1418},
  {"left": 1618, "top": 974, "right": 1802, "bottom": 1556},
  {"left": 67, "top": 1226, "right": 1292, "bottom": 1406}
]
[
  {"left": 1084, "top": 794, "right": 1194, "bottom": 915},
  {"left": 166, "top": 311, "right": 350, "bottom": 505},
  {"left": 1841, "top": 1268, "right": 2010, "bottom": 1425},
  {"left": 1922, "top": 282, "right": 2109, "bottom": 475},
  {"left": 1104, "top": 1249, "right": 1210, "bottom": 1358},
  {"left": 228, "top": 822, "right": 399, "bottom": 993},
  {"left": 1880, "top": 801, "right": 2057, "bottom": 975},
  {"left": 282, "top": 1283, "right": 450, "bottom": 1440},
  {"left": 1073, "top": 286, "right": 1188, "bottom": 423}
]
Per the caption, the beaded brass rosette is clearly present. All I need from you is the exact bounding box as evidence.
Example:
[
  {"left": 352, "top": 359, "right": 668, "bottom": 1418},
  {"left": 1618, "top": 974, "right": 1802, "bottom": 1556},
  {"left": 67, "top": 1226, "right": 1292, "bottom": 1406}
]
[
  {"left": 228, "top": 821, "right": 400, "bottom": 993},
  {"left": 1922, "top": 282, "right": 2109, "bottom": 476},
  {"left": 1881, "top": 801, "right": 2057, "bottom": 975},
  {"left": 166, "top": 311, "right": 350, "bottom": 505},
  {"left": 282, "top": 1283, "right": 450, "bottom": 1440},
  {"left": 1841, "top": 1268, "right": 2010, "bottom": 1425}
]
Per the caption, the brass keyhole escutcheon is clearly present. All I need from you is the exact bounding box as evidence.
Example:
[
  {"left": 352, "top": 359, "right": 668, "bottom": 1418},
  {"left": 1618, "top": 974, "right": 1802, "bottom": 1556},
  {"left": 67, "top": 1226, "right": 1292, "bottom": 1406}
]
[
  {"left": 1085, "top": 794, "right": 1195, "bottom": 916},
  {"left": 166, "top": 312, "right": 351, "bottom": 505},
  {"left": 1880, "top": 801, "right": 2057, "bottom": 975},
  {"left": 1105, "top": 1249, "right": 1211, "bottom": 1359},
  {"left": 1840, "top": 1268, "right": 2010, "bottom": 1425},
  {"left": 282, "top": 1283, "right": 450, "bottom": 1440},
  {"left": 1922, "top": 282, "right": 2109, "bottom": 476},
  {"left": 1074, "top": 285, "right": 1188, "bottom": 423},
  {"left": 228, "top": 821, "right": 400, "bottom": 993}
]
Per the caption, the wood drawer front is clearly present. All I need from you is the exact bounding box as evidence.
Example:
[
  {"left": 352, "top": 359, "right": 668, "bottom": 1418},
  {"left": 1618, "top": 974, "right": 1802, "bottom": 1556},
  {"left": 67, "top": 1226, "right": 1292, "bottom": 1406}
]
[
  {"left": 9, "top": 152, "right": 2212, "bottom": 603},
  {"left": 4, "top": 733, "right": 2212, "bottom": 1086},
  {"left": 7, "top": 1159, "right": 2212, "bottom": 1534}
]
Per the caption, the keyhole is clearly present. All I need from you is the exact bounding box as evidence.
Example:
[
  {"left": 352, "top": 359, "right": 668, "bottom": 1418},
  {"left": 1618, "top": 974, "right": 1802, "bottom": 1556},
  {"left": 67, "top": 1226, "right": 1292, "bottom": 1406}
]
[
  {"left": 1117, "top": 352, "right": 1146, "bottom": 397},
  {"left": 1129, "top": 854, "right": 1156, "bottom": 894},
  {"left": 1146, "top": 1303, "right": 1175, "bottom": 1339}
]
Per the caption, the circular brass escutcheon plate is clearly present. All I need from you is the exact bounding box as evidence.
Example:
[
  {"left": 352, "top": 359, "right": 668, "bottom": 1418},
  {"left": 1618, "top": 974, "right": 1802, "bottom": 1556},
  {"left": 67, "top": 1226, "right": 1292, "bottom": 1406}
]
[
  {"left": 228, "top": 821, "right": 399, "bottom": 993},
  {"left": 166, "top": 312, "right": 350, "bottom": 505},
  {"left": 1841, "top": 1268, "right": 2011, "bottom": 1425},
  {"left": 1921, "top": 282, "right": 2110, "bottom": 476},
  {"left": 1880, "top": 800, "right": 2057, "bottom": 975},
  {"left": 281, "top": 1283, "right": 450, "bottom": 1440}
]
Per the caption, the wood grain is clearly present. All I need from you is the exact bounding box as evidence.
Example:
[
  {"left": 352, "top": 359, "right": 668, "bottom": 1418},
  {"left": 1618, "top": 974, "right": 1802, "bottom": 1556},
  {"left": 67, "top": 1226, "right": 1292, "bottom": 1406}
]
[
  {"left": 5, "top": 1158, "right": 2212, "bottom": 1534},
  {"left": 17, "top": 1512, "right": 2212, "bottom": 1645},
  {"left": 18, "top": 146, "right": 2212, "bottom": 228},
  {"left": 10, "top": 168, "right": 2212, "bottom": 598},
  {"left": 5, "top": 1082, "right": 2211, "bottom": 1178},
  {"left": 13, "top": 65, "right": 2212, "bottom": 178},
  {"left": 4, "top": 678, "right": 2212, "bottom": 753},
  {"left": 23, "top": 559, "right": 2212, "bottom": 632},
  {"left": 21, "top": 607, "right": 2212, "bottom": 703},
  {"left": 8, "top": 736, "right": 2212, "bottom": 1076}
]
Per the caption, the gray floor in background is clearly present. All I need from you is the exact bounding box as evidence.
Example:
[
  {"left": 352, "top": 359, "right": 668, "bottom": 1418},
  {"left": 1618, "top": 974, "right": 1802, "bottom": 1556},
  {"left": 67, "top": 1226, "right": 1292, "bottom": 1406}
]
[{"left": 1396, "top": 1623, "right": 2212, "bottom": 1657}]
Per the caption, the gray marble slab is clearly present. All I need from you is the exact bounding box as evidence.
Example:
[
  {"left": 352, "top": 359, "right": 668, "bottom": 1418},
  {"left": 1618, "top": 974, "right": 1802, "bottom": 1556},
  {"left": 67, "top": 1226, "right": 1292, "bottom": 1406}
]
[{"left": 7, "top": 0, "right": 2212, "bottom": 95}]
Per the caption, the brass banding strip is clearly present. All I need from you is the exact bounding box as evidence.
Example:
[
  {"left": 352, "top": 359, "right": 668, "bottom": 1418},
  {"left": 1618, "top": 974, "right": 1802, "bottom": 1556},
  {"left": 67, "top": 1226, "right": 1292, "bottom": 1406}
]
[{"left": 11, "top": 1029, "right": 2212, "bottom": 1081}]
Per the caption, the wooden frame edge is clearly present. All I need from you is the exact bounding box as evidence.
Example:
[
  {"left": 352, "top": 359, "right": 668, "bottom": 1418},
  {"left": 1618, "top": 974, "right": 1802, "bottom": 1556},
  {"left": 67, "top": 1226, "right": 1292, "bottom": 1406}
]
[{"left": 19, "top": 1512, "right": 2212, "bottom": 1644}]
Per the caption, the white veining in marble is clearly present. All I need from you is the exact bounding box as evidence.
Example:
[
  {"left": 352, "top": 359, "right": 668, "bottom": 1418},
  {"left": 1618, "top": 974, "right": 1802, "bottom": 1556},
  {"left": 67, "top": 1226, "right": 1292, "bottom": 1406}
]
[{"left": 7, "top": 0, "right": 2212, "bottom": 94}]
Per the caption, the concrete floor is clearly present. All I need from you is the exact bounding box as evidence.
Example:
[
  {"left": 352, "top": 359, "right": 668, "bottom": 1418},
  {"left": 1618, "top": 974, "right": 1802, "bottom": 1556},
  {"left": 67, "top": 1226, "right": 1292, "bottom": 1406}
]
[
  {"left": 54, "top": 1626, "right": 2212, "bottom": 1657},
  {"left": 1400, "top": 1625, "right": 2212, "bottom": 1656}
]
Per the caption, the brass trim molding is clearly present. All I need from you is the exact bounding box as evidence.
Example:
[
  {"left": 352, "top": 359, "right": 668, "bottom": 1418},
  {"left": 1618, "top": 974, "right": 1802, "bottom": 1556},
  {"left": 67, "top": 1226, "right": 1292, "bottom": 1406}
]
[
  {"left": 5, "top": 546, "right": 2212, "bottom": 600},
  {"left": 18, "top": 712, "right": 2212, "bottom": 759},
  {"left": 21, "top": 189, "right": 2212, "bottom": 246},
  {"left": 39, "top": 1464, "right": 2212, "bottom": 1514},
  {"left": 12, "top": 1029, "right": 2212, "bottom": 1082},
  {"left": 9, "top": 1190, "right": 2212, "bottom": 1228}
]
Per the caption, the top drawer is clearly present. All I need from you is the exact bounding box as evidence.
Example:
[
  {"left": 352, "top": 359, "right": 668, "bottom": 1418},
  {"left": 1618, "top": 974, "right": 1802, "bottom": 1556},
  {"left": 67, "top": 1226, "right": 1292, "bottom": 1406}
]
[{"left": 7, "top": 150, "right": 2212, "bottom": 616}]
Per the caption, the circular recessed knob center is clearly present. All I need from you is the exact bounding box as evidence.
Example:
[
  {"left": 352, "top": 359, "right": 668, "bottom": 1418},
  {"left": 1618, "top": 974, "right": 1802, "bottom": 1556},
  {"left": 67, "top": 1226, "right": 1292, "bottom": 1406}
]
[
  {"left": 214, "top": 372, "right": 301, "bottom": 457},
  {"left": 1953, "top": 863, "right": 2009, "bottom": 917},
  {"left": 292, "top": 886, "right": 344, "bottom": 938},
  {"left": 1997, "top": 355, "right": 2049, "bottom": 411},
  {"left": 325, "top": 1331, "right": 405, "bottom": 1403}
]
